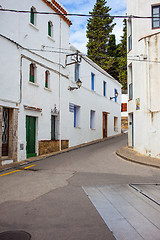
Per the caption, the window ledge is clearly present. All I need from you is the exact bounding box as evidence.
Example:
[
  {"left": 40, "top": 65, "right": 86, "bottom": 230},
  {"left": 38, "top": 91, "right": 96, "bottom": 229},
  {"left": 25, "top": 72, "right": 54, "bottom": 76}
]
[
  {"left": 48, "top": 35, "right": 55, "bottom": 42},
  {"left": 29, "top": 23, "right": 39, "bottom": 31},
  {"left": 28, "top": 81, "right": 39, "bottom": 87},
  {"left": 74, "top": 127, "right": 81, "bottom": 129},
  {"left": 44, "top": 87, "right": 52, "bottom": 92},
  {"left": 90, "top": 128, "right": 96, "bottom": 130}
]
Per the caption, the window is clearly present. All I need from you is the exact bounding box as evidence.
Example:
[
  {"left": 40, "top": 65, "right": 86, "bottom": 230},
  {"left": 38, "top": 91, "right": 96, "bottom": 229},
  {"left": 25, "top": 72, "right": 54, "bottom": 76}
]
[
  {"left": 128, "top": 64, "right": 133, "bottom": 100},
  {"left": 48, "top": 21, "right": 53, "bottom": 37},
  {"left": 91, "top": 73, "right": 95, "bottom": 91},
  {"left": 74, "top": 105, "right": 80, "bottom": 128},
  {"left": 128, "top": 18, "right": 132, "bottom": 51},
  {"left": 152, "top": 6, "right": 160, "bottom": 29},
  {"left": 103, "top": 81, "right": 106, "bottom": 96},
  {"left": 30, "top": 7, "right": 36, "bottom": 25},
  {"left": 45, "top": 70, "right": 50, "bottom": 88},
  {"left": 121, "top": 103, "right": 127, "bottom": 112},
  {"left": 90, "top": 110, "right": 95, "bottom": 129},
  {"left": 29, "top": 63, "right": 36, "bottom": 83},
  {"left": 75, "top": 63, "right": 80, "bottom": 82},
  {"left": 114, "top": 89, "right": 118, "bottom": 102},
  {"left": 114, "top": 117, "right": 118, "bottom": 132},
  {"left": 51, "top": 115, "right": 55, "bottom": 140}
]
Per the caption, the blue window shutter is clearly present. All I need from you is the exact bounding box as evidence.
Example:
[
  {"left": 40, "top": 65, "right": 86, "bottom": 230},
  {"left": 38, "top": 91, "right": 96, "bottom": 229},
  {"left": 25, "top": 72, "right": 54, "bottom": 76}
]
[
  {"left": 115, "top": 89, "right": 117, "bottom": 102},
  {"left": 74, "top": 106, "right": 76, "bottom": 127},
  {"left": 91, "top": 73, "right": 94, "bottom": 90}
]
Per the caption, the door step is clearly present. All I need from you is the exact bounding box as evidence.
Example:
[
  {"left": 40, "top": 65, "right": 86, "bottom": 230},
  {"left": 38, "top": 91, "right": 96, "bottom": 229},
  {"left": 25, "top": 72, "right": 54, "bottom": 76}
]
[{"left": 1, "top": 159, "right": 14, "bottom": 166}]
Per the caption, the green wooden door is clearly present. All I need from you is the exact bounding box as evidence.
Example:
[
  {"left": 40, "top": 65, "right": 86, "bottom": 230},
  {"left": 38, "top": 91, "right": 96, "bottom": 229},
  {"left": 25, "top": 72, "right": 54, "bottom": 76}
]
[{"left": 26, "top": 116, "right": 37, "bottom": 158}]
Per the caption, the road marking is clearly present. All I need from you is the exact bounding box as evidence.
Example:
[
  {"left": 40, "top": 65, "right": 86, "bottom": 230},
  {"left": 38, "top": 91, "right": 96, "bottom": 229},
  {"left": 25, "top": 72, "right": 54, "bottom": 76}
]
[
  {"left": 0, "top": 170, "right": 21, "bottom": 177},
  {"left": 0, "top": 164, "right": 36, "bottom": 177},
  {"left": 24, "top": 164, "right": 35, "bottom": 169}
]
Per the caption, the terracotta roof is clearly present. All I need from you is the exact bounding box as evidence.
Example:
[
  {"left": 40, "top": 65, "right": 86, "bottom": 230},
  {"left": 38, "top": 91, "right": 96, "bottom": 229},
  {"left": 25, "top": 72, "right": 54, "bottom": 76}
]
[{"left": 42, "top": 0, "right": 72, "bottom": 26}]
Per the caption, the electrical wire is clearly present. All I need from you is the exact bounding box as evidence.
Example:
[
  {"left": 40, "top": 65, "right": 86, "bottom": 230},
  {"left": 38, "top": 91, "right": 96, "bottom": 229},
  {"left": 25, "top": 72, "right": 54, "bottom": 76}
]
[{"left": 0, "top": 9, "right": 159, "bottom": 19}]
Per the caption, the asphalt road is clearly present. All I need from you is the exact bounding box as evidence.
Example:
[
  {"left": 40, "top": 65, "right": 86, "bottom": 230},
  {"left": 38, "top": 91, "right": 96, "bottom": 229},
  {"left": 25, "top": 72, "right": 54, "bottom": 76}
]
[{"left": 1, "top": 134, "right": 160, "bottom": 239}]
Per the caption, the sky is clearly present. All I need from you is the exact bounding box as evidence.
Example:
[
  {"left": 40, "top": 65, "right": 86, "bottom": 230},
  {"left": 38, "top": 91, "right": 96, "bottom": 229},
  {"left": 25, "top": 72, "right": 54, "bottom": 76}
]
[{"left": 59, "top": 0, "right": 126, "bottom": 54}]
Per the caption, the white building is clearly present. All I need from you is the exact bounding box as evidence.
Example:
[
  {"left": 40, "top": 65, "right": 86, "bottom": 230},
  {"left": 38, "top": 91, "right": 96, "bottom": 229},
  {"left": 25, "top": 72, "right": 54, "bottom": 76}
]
[
  {"left": 127, "top": 0, "right": 160, "bottom": 158},
  {"left": 0, "top": 0, "right": 121, "bottom": 164}
]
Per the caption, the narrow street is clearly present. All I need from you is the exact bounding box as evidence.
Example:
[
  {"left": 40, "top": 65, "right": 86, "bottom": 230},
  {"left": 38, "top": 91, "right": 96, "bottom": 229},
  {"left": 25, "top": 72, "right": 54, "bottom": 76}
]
[{"left": 1, "top": 134, "right": 160, "bottom": 240}]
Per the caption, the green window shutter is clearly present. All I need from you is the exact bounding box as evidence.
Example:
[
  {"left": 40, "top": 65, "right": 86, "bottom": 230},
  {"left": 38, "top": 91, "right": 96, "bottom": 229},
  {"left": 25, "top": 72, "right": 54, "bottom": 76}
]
[
  {"left": 30, "top": 64, "right": 35, "bottom": 83},
  {"left": 48, "top": 22, "right": 51, "bottom": 36},
  {"left": 30, "top": 8, "right": 34, "bottom": 24}
]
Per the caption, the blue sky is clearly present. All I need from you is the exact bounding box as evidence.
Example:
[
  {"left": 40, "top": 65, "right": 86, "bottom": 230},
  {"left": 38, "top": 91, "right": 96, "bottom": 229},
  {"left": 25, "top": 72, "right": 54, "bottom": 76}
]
[{"left": 60, "top": 0, "right": 126, "bottom": 53}]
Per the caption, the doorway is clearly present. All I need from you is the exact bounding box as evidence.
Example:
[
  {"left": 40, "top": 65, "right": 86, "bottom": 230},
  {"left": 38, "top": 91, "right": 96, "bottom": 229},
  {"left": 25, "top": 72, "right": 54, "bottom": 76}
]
[
  {"left": 2, "top": 108, "right": 9, "bottom": 156},
  {"left": 26, "top": 116, "right": 37, "bottom": 158},
  {"left": 103, "top": 112, "right": 108, "bottom": 138}
]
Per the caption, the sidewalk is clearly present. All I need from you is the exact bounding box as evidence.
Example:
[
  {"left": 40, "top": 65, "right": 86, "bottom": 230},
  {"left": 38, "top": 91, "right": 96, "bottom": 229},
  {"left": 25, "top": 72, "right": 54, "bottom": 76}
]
[{"left": 116, "top": 146, "right": 160, "bottom": 169}]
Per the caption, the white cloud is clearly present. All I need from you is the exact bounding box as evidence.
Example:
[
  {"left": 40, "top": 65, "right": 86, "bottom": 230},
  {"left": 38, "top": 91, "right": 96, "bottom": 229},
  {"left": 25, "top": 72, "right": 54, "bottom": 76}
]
[{"left": 59, "top": 0, "right": 126, "bottom": 53}]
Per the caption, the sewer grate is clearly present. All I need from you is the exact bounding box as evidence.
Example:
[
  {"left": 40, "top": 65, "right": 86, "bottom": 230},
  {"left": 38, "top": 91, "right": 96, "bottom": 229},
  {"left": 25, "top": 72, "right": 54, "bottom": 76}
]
[{"left": 0, "top": 231, "right": 31, "bottom": 240}]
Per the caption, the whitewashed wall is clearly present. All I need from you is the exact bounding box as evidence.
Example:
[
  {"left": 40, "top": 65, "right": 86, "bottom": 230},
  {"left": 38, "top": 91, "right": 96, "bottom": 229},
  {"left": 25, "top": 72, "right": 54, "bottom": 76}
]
[
  {"left": 127, "top": 0, "right": 160, "bottom": 158},
  {"left": 61, "top": 48, "right": 122, "bottom": 147}
]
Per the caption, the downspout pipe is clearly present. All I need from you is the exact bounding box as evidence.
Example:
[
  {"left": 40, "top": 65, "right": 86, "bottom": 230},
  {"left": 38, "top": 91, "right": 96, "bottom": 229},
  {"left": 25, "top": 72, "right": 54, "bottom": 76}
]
[
  {"left": 147, "top": 38, "right": 151, "bottom": 111},
  {"left": 59, "top": 18, "right": 62, "bottom": 151}
]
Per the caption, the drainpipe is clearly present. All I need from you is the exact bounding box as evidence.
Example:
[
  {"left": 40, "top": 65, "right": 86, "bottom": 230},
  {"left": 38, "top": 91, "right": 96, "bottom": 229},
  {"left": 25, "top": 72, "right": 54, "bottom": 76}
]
[
  {"left": 147, "top": 38, "right": 151, "bottom": 111},
  {"left": 59, "top": 18, "right": 62, "bottom": 151}
]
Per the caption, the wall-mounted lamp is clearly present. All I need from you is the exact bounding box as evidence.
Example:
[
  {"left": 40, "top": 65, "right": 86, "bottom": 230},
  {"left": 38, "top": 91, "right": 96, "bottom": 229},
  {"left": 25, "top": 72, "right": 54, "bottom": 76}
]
[
  {"left": 110, "top": 91, "right": 118, "bottom": 100},
  {"left": 68, "top": 79, "right": 82, "bottom": 91}
]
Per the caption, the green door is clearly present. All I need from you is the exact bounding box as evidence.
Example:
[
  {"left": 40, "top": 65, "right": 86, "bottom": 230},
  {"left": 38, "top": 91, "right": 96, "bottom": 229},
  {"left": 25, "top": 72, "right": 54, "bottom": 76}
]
[{"left": 26, "top": 116, "right": 37, "bottom": 158}]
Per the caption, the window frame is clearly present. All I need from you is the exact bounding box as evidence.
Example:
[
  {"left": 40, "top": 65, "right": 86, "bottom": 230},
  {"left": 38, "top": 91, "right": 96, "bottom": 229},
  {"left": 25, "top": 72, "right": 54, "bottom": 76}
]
[
  {"left": 114, "top": 116, "right": 118, "bottom": 132},
  {"left": 48, "top": 21, "right": 53, "bottom": 37},
  {"left": 74, "top": 105, "right": 80, "bottom": 128},
  {"left": 103, "top": 81, "right": 106, "bottom": 97},
  {"left": 128, "top": 18, "right": 132, "bottom": 51},
  {"left": 30, "top": 7, "right": 36, "bottom": 25},
  {"left": 29, "top": 63, "right": 36, "bottom": 83},
  {"left": 152, "top": 5, "right": 160, "bottom": 29},
  {"left": 45, "top": 70, "right": 50, "bottom": 88},
  {"left": 91, "top": 72, "right": 95, "bottom": 91},
  {"left": 75, "top": 63, "right": 80, "bottom": 82},
  {"left": 90, "top": 110, "right": 96, "bottom": 129}
]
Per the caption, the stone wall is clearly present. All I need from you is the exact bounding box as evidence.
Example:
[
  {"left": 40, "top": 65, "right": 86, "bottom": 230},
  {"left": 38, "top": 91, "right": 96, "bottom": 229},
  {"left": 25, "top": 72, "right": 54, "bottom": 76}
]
[
  {"left": 8, "top": 108, "right": 18, "bottom": 161},
  {"left": 39, "top": 140, "right": 69, "bottom": 156},
  {"left": 121, "top": 117, "right": 128, "bottom": 131}
]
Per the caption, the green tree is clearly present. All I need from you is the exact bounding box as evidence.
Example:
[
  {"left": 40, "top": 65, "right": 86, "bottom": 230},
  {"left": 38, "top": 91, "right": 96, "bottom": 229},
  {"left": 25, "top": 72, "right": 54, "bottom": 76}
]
[
  {"left": 118, "top": 19, "right": 127, "bottom": 90},
  {"left": 86, "top": 0, "right": 115, "bottom": 72},
  {"left": 106, "top": 34, "right": 120, "bottom": 79}
]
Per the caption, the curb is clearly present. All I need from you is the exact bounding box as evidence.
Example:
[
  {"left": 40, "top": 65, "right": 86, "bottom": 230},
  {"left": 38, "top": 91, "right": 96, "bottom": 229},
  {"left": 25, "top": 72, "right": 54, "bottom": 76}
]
[
  {"left": 0, "top": 133, "right": 123, "bottom": 173},
  {"left": 116, "top": 147, "right": 160, "bottom": 169}
]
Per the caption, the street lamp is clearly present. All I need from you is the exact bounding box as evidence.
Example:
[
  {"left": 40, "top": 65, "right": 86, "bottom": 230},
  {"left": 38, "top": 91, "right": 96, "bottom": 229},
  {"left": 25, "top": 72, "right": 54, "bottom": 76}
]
[
  {"left": 68, "top": 79, "right": 82, "bottom": 91},
  {"left": 110, "top": 91, "right": 118, "bottom": 100}
]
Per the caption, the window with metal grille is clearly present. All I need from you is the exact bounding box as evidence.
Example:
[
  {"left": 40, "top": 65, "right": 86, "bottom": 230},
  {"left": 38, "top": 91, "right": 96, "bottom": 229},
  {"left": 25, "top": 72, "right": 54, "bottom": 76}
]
[
  {"left": 121, "top": 103, "right": 127, "bottom": 112},
  {"left": 152, "top": 6, "right": 160, "bottom": 29}
]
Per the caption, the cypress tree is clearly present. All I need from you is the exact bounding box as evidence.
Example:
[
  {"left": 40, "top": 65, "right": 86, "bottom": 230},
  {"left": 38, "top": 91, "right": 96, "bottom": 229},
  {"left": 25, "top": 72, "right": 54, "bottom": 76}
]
[
  {"left": 86, "top": 0, "right": 115, "bottom": 73},
  {"left": 118, "top": 19, "right": 127, "bottom": 90}
]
